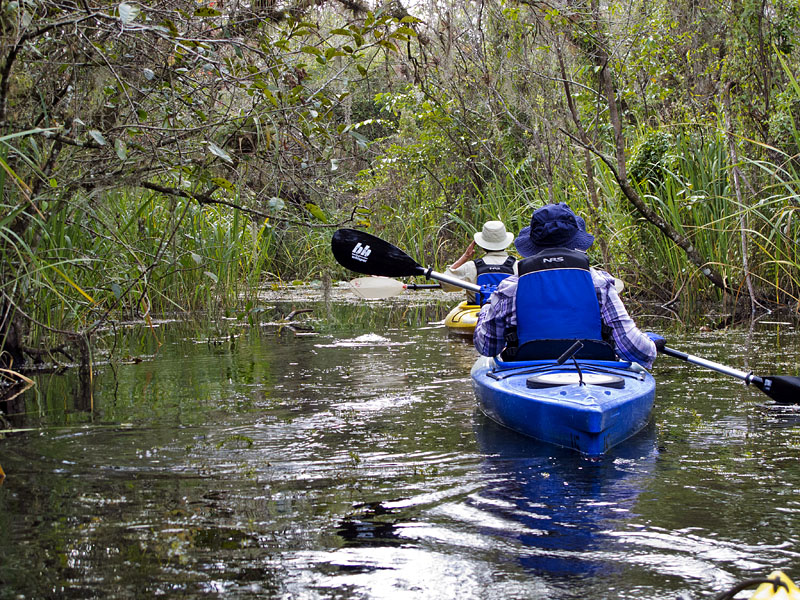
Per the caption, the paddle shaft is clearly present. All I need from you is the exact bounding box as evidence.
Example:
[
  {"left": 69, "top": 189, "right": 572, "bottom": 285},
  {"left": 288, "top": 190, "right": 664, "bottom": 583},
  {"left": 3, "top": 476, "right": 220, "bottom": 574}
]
[
  {"left": 416, "top": 266, "right": 481, "bottom": 293},
  {"left": 404, "top": 283, "right": 442, "bottom": 290},
  {"left": 662, "top": 346, "right": 763, "bottom": 386}
]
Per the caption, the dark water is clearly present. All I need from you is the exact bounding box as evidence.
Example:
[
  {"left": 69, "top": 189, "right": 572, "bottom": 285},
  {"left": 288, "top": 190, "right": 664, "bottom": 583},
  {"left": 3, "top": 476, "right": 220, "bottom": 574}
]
[{"left": 2, "top": 290, "right": 800, "bottom": 599}]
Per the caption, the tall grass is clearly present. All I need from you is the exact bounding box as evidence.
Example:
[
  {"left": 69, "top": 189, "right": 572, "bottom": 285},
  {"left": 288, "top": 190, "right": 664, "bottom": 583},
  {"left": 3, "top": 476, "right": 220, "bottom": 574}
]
[
  {"left": 743, "top": 161, "right": 800, "bottom": 306},
  {"left": 635, "top": 130, "right": 739, "bottom": 302},
  {"left": 591, "top": 122, "right": 800, "bottom": 309},
  {"left": 2, "top": 177, "right": 305, "bottom": 352}
]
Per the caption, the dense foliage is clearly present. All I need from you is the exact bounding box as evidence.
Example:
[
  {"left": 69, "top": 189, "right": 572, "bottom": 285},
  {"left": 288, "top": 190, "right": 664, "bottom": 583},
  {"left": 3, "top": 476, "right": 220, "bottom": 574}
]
[{"left": 2, "top": 0, "right": 799, "bottom": 369}]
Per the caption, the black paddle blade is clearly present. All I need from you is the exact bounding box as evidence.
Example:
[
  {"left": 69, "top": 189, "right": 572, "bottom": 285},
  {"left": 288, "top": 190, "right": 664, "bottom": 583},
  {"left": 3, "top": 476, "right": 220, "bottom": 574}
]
[
  {"left": 755, "top": 375, "right": 800, "bottom": 404},
  {"left": 331, "top": 229, "right": 424, "bottom": 278}
]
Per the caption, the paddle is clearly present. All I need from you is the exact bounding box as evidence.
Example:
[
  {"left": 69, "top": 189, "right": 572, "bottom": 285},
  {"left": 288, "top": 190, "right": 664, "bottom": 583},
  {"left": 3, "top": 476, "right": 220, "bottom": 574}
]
[
  {"left": 332, "top": 229, "right": 481, "bottom": 293},
  {"left": 349, "top": 277, "right": 405, "bottom": 299},
  {"left": 661, "top": 346, "right": 800, "bottom": 404},
  {"left": 348, "top": 277, "right": 441, "bottom": 299}
]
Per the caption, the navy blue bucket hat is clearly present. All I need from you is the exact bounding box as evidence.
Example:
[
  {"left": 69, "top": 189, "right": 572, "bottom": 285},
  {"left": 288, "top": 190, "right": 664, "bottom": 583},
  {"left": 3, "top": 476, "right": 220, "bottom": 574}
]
[{"left": 514, "top": 203, "right": 595, "bottom": 257}]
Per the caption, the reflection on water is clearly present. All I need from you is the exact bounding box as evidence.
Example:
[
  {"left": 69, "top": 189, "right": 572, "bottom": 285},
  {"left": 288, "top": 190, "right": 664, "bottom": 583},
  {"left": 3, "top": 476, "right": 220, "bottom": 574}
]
[
  {"left": 471, "top": 417, "right": 658, "bottom": 579},
  {"left": 1, "top": 293, "right": 800, "bottom": 599}
]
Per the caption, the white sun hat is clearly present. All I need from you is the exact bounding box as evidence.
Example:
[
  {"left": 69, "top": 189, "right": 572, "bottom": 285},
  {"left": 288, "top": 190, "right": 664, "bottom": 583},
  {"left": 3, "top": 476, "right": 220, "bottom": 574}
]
[{"left": 474, "top": 220, "right": 514, "bottom": 251}]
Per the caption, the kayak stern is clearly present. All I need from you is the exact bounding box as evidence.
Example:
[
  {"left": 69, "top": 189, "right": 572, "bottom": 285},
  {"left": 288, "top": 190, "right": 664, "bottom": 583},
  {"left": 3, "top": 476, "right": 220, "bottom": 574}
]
[{"left": 471, "top": 356, "right": 656, "bottom": 455}]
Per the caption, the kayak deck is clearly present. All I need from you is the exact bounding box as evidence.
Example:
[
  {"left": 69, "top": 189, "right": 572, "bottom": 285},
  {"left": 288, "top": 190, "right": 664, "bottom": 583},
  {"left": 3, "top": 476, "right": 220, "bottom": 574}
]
[
  {"left": 471, "top": 356, "right": 656, "bottom": 456},
  {"left": 444, "top": 301, "right": 480, "bottom": 335}
]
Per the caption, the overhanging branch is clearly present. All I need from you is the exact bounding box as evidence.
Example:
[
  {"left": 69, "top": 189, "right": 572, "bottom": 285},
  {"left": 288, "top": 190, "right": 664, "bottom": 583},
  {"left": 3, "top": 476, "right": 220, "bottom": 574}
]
[{"left": 139, "top": 181, "right": 361, "bottom": 228}]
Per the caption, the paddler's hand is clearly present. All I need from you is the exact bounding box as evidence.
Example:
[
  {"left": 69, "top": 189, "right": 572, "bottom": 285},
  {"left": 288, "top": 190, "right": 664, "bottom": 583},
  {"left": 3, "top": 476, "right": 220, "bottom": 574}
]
[
  {"left": 478, "top": 284, "right": 497, "bottom": 306},
  {"left": 450, "top": 241, "right": 476, "bottom": 269},
  {"left": 645, "top": 332, "right": 666, "bottom": 352}
]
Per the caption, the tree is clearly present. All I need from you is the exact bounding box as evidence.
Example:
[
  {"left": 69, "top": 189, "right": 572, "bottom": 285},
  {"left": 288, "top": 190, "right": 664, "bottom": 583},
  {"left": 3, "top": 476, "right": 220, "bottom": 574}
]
[{"left": 0, "top": 0, "right": 418, "bottom": 369}]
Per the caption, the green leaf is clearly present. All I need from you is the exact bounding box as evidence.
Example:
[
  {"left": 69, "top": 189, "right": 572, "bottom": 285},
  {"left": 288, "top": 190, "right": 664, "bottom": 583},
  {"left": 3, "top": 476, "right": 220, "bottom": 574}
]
[
  {"left": 301, "top": 45, "right": 323, "bottom": 56},
  {"left": 325, "top": 48, "right": 346, "bottom": 60},
  {"left": 194, "top": 7, "right": 221, "bottom": 17},
  {"left": 349, "top": 129, "right": 368, "bottom": 149},
  {"left": 305, "top": 202, "right": 328, "bottom": 223},
  {"left": 114, "top": 138, "right": 127, "bottom": 160},
  {"left": 207, "top": 141, "right": 233, "bottom": 163},
  {"left": 162, "top": 19, "right": 179, "bottom": 36},
  {"left": 260, "top": 87, "right": 278, "bottom": 106},
  {"left": 211, "top": 177, "right": 235, "bottom": 192},
  {"left": 394, "top": 26, "right": 418, "bottom": 37},
  {"left": 89, "top": 130, "right": 107, "bottom": 146}
]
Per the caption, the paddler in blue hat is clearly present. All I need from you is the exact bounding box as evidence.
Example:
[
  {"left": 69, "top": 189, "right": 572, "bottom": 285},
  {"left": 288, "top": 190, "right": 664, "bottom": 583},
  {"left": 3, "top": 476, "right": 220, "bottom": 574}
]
[{"left": 473, "top": 203, "right": 663, "bottom": 367}]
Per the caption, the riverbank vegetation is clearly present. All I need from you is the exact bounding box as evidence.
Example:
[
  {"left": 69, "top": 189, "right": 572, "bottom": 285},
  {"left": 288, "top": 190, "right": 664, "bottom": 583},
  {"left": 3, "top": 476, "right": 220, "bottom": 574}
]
[{"left": 1, "top": 0, "right": 799, "bottom": 372}]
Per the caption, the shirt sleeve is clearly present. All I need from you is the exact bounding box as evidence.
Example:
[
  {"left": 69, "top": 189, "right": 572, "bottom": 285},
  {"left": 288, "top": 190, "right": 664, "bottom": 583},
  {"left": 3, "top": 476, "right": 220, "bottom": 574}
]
[
  {"left": 592, "top": 269, "right": 657, "bottom": 368},
  {"left": 440, "top": 261, "right": 478, "bottom": 292},
  {"left": 473, "top": 277, "right": 518, "bottom": 357}
]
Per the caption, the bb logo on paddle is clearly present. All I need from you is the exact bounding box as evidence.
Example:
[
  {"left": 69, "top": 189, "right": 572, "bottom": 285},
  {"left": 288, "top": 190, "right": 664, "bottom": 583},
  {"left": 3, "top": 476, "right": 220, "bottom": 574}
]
[{"left": 351, "top": 242, "right": 371, "bottom": 263}]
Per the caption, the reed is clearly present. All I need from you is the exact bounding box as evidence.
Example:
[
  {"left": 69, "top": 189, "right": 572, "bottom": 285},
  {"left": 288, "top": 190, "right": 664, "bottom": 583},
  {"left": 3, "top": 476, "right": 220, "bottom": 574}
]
[
  {"left": 2, "top": 181, "right": 297, "bottom": 348},
  {"left": 599, "top": 121, "right": 800, "bottom": 308},
  {"left": 742, "top": 162, "right": 800, "bottom": 306},
  {"left": 437, "top": 166, "right": 563, "bottom": 267}
]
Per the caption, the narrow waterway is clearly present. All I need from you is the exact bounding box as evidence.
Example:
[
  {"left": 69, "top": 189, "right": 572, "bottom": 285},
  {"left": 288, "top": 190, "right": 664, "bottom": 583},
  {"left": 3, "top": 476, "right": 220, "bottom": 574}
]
[{"left": 1, "top": 286, "right": 799, "bottom": 599}]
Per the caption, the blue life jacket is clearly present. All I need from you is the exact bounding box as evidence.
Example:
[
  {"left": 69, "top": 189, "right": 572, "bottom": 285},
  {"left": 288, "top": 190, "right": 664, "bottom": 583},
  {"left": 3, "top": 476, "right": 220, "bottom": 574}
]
[
  {"left": 475, "top": 256, "right": 516, "bottom": 286},
  {"left": 471, "top": 256, "right": 516, "bottom": 304},
  {"left": 504, "top": 248, "right": 615, "bottom": 361}
]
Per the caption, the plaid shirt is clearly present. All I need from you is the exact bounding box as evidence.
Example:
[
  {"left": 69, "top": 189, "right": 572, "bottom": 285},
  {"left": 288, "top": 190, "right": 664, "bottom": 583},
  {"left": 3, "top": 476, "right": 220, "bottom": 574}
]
[{"left": 473, "top": 268, "right": 657, "bottom": 368}]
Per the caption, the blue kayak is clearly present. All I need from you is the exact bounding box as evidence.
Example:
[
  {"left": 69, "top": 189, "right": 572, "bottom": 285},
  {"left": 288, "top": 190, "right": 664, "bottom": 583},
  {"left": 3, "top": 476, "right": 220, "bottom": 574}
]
[{"left": 471, "top": 356, "right": 656, "bottom": 456}]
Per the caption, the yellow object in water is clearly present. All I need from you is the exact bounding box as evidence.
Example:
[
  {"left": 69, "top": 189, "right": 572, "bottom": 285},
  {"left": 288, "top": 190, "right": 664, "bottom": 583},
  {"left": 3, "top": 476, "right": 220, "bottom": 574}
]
[
  {"left": 750, "top": 572, "right": 800, "bottom": 600},
  {"left": 444, "top": 301, "right": 480, "bottom": 335}
]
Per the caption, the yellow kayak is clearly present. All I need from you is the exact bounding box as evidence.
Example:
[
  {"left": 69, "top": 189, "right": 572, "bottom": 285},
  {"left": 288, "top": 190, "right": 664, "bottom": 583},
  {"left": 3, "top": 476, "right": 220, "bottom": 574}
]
[
  {"left": 444, "top": 301, "right": 480, "bottom": 335},
  {"left": 749, "top": 571, "right": 800, "bottom": 599}
]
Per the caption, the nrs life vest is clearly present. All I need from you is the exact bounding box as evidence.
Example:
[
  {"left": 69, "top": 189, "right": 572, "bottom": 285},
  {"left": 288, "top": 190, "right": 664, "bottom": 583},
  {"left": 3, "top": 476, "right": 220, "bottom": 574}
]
[
  {"left": 471, "top": 256, "right": 516, "bottom": 304},
  {"left": 504, "top": 248, "right": 615, "bottom": 361},
  {"left": 475, "top": 256, "right": 517, "bottom": 286}
]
